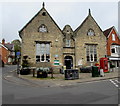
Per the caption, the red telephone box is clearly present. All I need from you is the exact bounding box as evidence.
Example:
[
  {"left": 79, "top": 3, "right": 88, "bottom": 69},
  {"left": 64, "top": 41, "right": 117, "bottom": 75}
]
[{"left": 100, "top": 58, "right": 108, "bottom": 72}]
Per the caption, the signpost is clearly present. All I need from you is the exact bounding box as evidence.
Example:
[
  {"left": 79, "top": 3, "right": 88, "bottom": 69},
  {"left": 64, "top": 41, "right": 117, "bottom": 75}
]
[{"left": 16, "top": 52, "right": 20, "bottom": 74}]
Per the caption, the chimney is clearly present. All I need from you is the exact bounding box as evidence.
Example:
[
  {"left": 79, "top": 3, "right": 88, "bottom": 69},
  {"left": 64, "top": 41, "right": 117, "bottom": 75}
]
[{"left": 2, "top": 39, "right": 5, "bottom": 45}]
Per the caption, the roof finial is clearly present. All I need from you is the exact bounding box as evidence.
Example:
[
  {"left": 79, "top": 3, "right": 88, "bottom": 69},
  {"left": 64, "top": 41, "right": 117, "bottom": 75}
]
[
  {"left": 89, "top": 8, "right": 91, "bottom": 15},
  {"left": 42, "top": 2, "right": 45, "bottom": 8}
]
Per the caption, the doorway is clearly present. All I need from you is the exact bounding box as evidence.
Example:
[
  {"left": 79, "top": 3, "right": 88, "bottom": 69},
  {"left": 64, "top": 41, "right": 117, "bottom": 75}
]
[{"left": 64, "top": 56, "right": 73, "bottom": 69}]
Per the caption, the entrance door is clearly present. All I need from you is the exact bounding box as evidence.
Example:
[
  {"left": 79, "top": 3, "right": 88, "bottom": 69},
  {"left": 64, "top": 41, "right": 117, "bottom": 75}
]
[{"left": 64, "top": 56, "right": 73, "bottom": 69}]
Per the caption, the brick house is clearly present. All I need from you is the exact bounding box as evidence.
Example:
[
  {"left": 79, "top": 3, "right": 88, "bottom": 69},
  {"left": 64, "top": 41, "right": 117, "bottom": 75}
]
[
  {"left": 19, "top": 3, "right": 107, "bottom": 71},
  {"left": 0, "top": 39, "right": 15, "bottom": 64},
  {"left": 104, "top": 26, "right": 120, "bottom": 68}
]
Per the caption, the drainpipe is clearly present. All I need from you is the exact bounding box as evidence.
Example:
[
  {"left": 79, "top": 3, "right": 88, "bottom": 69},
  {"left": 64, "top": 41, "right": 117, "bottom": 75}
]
[{"left": 73, "top": 37, "right": 76, "bottom": 68}]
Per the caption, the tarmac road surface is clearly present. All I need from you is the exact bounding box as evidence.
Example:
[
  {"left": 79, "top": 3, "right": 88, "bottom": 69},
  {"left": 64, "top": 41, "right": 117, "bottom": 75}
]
[{"left": 1, "top": 65, "right": 119, "bottom": 104}]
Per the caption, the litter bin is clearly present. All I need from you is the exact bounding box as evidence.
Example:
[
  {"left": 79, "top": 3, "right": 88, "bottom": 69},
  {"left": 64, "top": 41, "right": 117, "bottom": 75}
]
[
  {"left": 92, "top": 66, "right": 99, "bottom": 77},
  {"left": 73, "top": 69, "right": 79, "bottom": 79},
  {"left": 65, "top": 69, "right": 79, "bottom": 80}
]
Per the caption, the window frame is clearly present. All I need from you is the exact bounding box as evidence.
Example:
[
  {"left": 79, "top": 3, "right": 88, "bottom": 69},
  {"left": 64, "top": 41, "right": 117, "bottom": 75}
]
[
  {"left": 36, "top": 42, "right": 50, "bottom": 63},
  {"left": 112, "top": 34, "right": 115, "bottom": 41},
  {"left": 86, "top": 45, "right": 97, "bottom": 62},
  {"left": 38, "top": 24, "right": 48, "bottom": 33},
  {"left": 65, "top": 39, "right": 71, "bottom": 47},
  {"left": 87, "top": 29, "right": 95, "bottom": 36}
]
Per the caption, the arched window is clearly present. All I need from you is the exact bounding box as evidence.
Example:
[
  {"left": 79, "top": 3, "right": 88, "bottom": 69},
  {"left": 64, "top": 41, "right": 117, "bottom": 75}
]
[
  {"left": 87, "top": 29, "right": 95, "bottom": 36},
  {"left": 38, "top": 24, "right": 48, "bottom": 32}
]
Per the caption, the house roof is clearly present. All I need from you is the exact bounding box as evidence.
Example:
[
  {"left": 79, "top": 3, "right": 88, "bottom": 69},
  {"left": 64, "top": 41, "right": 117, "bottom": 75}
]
[
  {"left": 103, "top": 26, "right": 113, "bottom": 37},
  {"left": 19, "top": 4, "right": 63, "bottom": 38},
  {"left": 4, "top": 43, "right": 14, "bottom": 51},
  {"left": 103, "top": 26, "right": 120, "bottom": 40},
  {"left": 0, "top": 43, "right": 8, "bottom": 50},
  {"left": 74, "top": 9, "right": 103, "bottom": 34}
]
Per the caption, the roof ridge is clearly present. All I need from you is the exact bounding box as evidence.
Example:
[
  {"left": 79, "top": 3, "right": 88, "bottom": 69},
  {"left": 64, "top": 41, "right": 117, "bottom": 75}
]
[
  {"left": 19, "top": 6, "right": 63, "bottom": 38},
  {"left": 103, "top": 26, "right": 114, "bottom": 37},
  {"left": 74, "top": 13, "right": 103, "bottom": 34}
]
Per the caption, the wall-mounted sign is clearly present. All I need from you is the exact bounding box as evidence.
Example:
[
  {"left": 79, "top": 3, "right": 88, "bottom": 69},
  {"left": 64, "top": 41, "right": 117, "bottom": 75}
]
[
  {"left": 16, "top": 52, "right": 21, "bottom": 58},
  {"left": 78, "top": 59, "right": 83, "bottom": 65},
  {"left": 54, "top": 60, "right": 59, "bottom": 66}
]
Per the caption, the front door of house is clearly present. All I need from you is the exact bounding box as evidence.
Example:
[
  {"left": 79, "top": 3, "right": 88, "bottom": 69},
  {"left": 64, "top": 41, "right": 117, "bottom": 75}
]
[{"left": 64, "top": 56, "right": 73, "bottom": 69}]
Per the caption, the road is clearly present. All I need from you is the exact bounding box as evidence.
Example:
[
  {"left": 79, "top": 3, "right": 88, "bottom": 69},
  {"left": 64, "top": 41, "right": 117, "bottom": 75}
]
[{"left": 1, "top": 65, "right": 119, "bottom": 105}]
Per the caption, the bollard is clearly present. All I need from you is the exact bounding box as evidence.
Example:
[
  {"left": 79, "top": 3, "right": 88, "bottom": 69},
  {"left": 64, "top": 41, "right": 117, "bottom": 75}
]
[{"left": 33, "top": 69, "right": 35, "bottom": 77}]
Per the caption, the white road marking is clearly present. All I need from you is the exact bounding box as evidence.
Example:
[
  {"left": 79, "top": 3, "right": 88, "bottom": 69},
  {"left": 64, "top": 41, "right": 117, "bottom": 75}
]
[
  {"left": 109, "top": 79, "right": 119, "bottom": 88},
  {"left": 115, "top": 80, "right": 120, "bottom": 83},
  {"left": 6, "top": 75, "right": 12, "bottom": 78}
]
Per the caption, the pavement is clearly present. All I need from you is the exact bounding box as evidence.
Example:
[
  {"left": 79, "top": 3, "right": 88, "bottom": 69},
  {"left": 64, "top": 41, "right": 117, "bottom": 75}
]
[{"left": 15, "top": 69, "right": 119, "bottom": 88}]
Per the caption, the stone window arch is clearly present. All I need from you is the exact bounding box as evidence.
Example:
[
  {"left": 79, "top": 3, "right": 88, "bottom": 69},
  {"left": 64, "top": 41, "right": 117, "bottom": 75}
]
[
  {"left": 87, "top": 28, "right": 95, "bottom": 36},
  {"left": 38, "top": 24, "right": 48, "bottom": 32}
]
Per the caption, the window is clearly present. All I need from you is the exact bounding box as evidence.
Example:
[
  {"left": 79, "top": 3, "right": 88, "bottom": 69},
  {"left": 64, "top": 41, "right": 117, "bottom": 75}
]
[
  {"left": 86, "top": 45, "right": 97, "bottom": 62},
  {"left": 66, "top": 39, "right": 71, "bottom": 47},
  {"left": 39, "top": 24, "right": 47, "bottom": 32},
  {"left": 87, "top": 29, "right": 95, "bottom": 36},
  {"left": 112, "top": 34, "right": 115, "bottom": 41},
  {"left": 118, "top": 46, "right": 120, "bottom": 55},
  {"left": 111, "top": 46, "right": 116, "bottom": 54},
  {"left": 36, "top": 43, "right": 50, "bottom": 62},
  {"left": 117, "top": 61, "right": 119, "bottom": 67},
  {"left": 111, "top": 45, "right": 120, "bottom": 54}
]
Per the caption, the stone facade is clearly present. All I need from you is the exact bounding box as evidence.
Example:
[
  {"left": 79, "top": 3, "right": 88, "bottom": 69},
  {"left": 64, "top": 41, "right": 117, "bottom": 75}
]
[
  {"left": 74, "top": 11, "right": 106, "bottom": 67},
  {"left": 19, "top": 4, "right": 107, "bottom": 70}
]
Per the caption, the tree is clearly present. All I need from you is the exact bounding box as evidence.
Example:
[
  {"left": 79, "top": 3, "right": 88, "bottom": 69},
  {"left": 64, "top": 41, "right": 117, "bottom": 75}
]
[
  {"left": 11, "top": 39, "right": 21, "bottom": 64},
  {"left": 11, "top": 39, "right": 21, "bottom": 52}
]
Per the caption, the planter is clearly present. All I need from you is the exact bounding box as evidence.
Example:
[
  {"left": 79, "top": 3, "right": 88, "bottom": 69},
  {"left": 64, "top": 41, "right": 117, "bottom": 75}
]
[
  {"left": 20, "top": 68, "right": 31, "bottom": 75},
  {"left": 80, "top": 66, "right": 92, "bottom": 73}
]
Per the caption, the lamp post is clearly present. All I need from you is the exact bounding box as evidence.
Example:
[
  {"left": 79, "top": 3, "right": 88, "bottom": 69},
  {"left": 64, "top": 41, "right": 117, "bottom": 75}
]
[{"left": 17, "top": 56, "right": 20, "bottom": 74}]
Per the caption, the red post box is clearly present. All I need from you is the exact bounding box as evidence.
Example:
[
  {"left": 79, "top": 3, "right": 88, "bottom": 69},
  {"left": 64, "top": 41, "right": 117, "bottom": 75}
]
[{"left": 100, "top": 58, "right": 108, "bottom": 72}]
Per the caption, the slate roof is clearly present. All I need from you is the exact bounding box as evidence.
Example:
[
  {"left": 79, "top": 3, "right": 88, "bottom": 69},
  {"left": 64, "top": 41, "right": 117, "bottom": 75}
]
[
  {"left": 103, "top": 26, "right": 113, "bottom": 37},
  {"left": 4, "top": 43, "right": 14, "bottom": 51},
  {"left": 0, "top": 43, "right": 8, "bottom": 50}
]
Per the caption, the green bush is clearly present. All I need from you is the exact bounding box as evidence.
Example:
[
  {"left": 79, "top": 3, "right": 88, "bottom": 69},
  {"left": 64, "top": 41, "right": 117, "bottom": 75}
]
[
  {"left": 22, "top": 56, "right": 29, "bottom": 68},
  {"left": 110, "top": 64, "right": 115, "bottom": 68}
]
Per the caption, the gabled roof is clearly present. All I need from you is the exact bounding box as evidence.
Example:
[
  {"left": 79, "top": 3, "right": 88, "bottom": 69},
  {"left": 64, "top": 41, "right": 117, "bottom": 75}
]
[
  {"left": 74, "top": 9, "right": 103, "bottom": 34},
  {"left": 19, "top": 5, "right": 63, "bottom": 38},
  {"left": 0, "top": 43, "right": 8, "bottom": 50},
  {"left": 103, "top": 26, "right": 120, "bottom": 39},
  {"left": 103, "top": 26, "right": 113, "bottom": 37},
  {"left": 4, "top": 43, "right": 14, "bottom": 52}
]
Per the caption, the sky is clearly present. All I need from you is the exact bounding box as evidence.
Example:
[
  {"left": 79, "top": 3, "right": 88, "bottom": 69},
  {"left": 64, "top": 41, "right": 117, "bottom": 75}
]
[{"left": 0, "top": 0, "right": 119, "bottom": 43}]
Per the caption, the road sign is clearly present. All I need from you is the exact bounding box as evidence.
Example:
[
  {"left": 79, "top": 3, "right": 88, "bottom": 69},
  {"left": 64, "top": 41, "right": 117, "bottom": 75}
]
[{"left": 16, "top": 52, "right": 20, "bottom": 56}]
